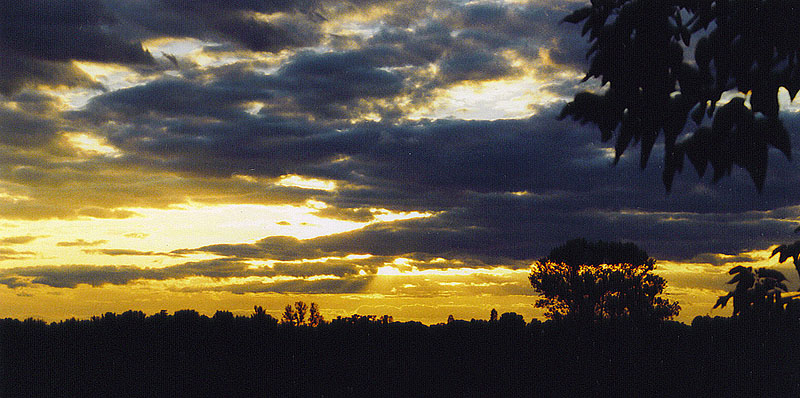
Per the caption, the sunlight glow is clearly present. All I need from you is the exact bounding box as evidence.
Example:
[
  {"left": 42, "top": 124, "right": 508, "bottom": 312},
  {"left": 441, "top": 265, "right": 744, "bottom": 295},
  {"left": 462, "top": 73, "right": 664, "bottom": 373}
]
[
  {"left": 0, "top": 192, "right": 31, "bottom": 202},
  {"left": 66, "top": 133, "right": 121, "bottom": 157},
  {"left": 372, "top": 209, "right": 436, "bottom": 222},
  {"left": 277, "top": 175, "right": 337, "bottom": 191}
]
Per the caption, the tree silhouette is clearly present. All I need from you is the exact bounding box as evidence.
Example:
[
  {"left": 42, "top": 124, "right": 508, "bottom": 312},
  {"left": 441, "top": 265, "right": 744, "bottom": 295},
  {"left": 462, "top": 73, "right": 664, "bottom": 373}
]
[
  {"left": 489, "top": 308, "right": 498, "bottom": 322},
  {"left": 559, "top": 0, "right": 797, "bottom": 191},
  {"left": 308, "top": 302, "right": 324, "bottom": 327},
  {"left": 713, "top": 265, "right": 788, "bottom": 316},
  {"left": 282, "top": 304, "right": 297, "bottom": 326},
  {"left": 530, "top": 239, "right": 680, "bottom": 322},
  {"left": 768, "top": 227, "right": 800, "bottom": 284},
  {"left": 294, "top": 301, "right": 308, "bottom": 326}
]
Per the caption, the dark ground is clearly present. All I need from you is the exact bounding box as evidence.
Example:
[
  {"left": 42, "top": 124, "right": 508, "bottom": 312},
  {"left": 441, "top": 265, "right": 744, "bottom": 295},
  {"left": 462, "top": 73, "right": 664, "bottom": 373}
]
[{"left": 3, "top": 310, "right": 800, "bottom": 397}]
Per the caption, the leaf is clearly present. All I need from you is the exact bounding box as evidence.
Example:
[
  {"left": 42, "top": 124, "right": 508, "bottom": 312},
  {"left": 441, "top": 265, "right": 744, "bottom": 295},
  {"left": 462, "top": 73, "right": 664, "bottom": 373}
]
[
  {"left": 690, "top": 103, "right": 707, "bottom": 125},
  {"left": 615, "top": 118, "right": 635, "bottom": 164},
  {"left": 680, "top": 26, "right": 691, "bottom": 46},
  {"left": 684, "top": 127, "right": 710, "bottom": 177},
  {"left": 749, "top": 86, "right": 779, "bottom": 119},
  {"left": 729, "top": 265, "right": 748, "bottom": 275},
  {"left": 562, "top": 7, "right": 592, "bottom": 24},
  {"left": 755, "top": 268, "right": 787, "bottom": 282},
  {"left": 760, "top": 118, "right": 792, "bottom": 160},
  {"left": 713, "top": 293, "right": 731, "bottom": 309},
  {"left": 694, "top": 37, "right": 711, "bottom": 72},
  {"left": 639, "top": 129, "right": 657, "bottom": 169},
  {"left": 770, "top": 242, "right": 800, "bottom": 263}
]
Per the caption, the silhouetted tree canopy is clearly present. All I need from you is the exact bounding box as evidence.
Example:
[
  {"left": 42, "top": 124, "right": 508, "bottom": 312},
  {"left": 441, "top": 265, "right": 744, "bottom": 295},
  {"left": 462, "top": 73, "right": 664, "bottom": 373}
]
[
  {"left": 530, "top": 239, "right": 680, "bottom": 322},
  {"left": 771, "top": 227, "right": 800, "bottom": 280},
  {"left": 713, "top": 265, "right": 788, "bottom": 316},
  {"left": 309, "top": 302, "right": 324, "bottom": 327},
  {"left": 282, "top": 304, "right": 297, "bottom": 325},
  {"left": 560, "top": 0, "right": 798, "bottom": 191},
  {"left": 294, "top": 301, "right": 308, "bottom": 325}
]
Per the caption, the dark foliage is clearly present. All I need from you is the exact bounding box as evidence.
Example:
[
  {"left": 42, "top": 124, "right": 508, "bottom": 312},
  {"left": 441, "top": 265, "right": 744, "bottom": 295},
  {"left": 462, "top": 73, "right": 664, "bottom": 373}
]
[
  {"left": 531, "top": 239, "right": 680, "bottom": 322},
  {"left": 7, "top": 310, "right": 800, "bottom": 396},
  {"left": 771, "top": 232, "right": 800, "bottom": 281},
  {"left": 560, "top": 0, "right": 798, "bottom": 191},
  {"left": 714, "top": 265, "right": 789, "bottom": 317}
]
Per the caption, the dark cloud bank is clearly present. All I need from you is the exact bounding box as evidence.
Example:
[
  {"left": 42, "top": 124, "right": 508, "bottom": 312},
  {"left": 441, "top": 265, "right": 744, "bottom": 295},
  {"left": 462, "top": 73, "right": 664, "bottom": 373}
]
[{"left": 3, "top": 0, "right": 800, "bottom": 293}]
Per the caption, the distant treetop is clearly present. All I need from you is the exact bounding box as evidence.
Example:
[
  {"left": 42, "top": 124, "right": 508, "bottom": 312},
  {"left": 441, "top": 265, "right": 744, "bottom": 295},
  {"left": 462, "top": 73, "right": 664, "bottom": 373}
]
[
  {"left": 543, "top": 238, "right": 651, "bottom": 268},
  {"left": 531, "top": 239, "right": 679, "bottom": 322}
]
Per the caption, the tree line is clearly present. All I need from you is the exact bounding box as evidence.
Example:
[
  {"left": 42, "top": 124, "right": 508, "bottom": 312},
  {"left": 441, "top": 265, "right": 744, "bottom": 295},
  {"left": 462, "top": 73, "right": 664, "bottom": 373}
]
[{"left": 5, "top": 306, "right": 800, "bottom": 397}]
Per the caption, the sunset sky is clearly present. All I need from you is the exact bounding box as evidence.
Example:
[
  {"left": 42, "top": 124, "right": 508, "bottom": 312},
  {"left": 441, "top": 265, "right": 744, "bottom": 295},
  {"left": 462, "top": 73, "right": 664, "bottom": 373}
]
[{"left": 2, "top": 0, "right": 800, "bottom": 324}]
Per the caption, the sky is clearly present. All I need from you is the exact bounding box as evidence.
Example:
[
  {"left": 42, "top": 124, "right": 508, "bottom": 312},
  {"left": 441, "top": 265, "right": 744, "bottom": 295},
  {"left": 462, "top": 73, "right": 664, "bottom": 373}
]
[{"left": 2, "top": 0, "right": 800, "bottom": 324}]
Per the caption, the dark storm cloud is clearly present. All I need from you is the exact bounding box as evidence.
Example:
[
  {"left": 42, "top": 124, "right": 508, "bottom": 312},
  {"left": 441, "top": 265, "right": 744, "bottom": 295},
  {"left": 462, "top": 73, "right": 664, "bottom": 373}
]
[
  {"left": 0, "top": 257, "right": 374, "bottom": 292},
  {"left": 180, "top": 219, "right": 533, "bottom": 266},
  {"left": 179, "top": 197, "right": 800, "bottom": 266},
  {"left": 177, "top": 236, "right": 332, "bottom": 261},
  {"left": 0, "top": 56, "right": 102, "bottom": 96},
  {"left": 264, "top": 48, "right": 408, "bottom": 118},
  {"left": 0, "top": 1, "right": 154, "bottom": 64},
  {"left": 265, "top": 260, "right": 374, "bottom": 278},
  {"left": 367, "top": 23, "right": 453, "bottom": 65},
  {"left": 311, "top": 206, "right": 375, "bottom": 222},
  {"left": 0, "top": 0, "right": 154, "bottom": 94},
  {"left": 77, "top": 47, "right": 408, "bottom": 122},
  {"left": 438, "top": 50, "right": 518, "bottom": 83},
  {"left": 77, "top": 81, "right": 800, "bottom": 221},
  {"left": 0, "top": 0, "right": 329, "bottom": 94},
  {"left": 685, "top": 253, "right": 760, "bottom": 266},
  {"left": 79, "top": 76, "right": 274, "bottom": 121},
  {"left": 357, "top": 1, "right": 587, "bottom": 88},
  {"left": 106, "top": 0, "right": 324, "bottom": 53},
  {"left": 437, "top": 1, "right": 588, "bottom": 71},
  {"left": 0, "top": 92, "right": 63, "bottom": 148},
  {"left": 0, "top": 264, "right": 154, "bottom": 288},
  {"left": 6, "top": 0, "right": 800, "bottom": 268},
  {"left": 165, "top": 104, "right": 800, "bottom": 261}
]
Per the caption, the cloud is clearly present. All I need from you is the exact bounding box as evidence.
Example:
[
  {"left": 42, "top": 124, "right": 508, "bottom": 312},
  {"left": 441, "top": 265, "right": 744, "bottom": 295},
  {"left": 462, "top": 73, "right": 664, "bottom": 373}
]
[
  {"left": 265, "top": 48, "right": 407, "bottom": 119},
  {"left": 57, "top": 239, "right": 108, "bottom": 247},
  {"left": 83, "top": 249, "right": 181, "bottom": 257},
  {"left": 0, "top": 1, "right": 154, "bottom": 64},
  {"left": 0, "top": 277, "right": 27, "bottom": 288},
  {"left": 0, "top": 235, "right": 41, "bottom": 245},
  {"left": 0, "top": 258, "right": 372, "bottom": 291},
  {"left": 0, "top": 0, "right": 154, "bottom": 94},
  {"left": 4, "top": 0, "right": 800, "bottom": 274},
  {"left": 104, "top": 0, "right": 326, "bottom": 53},
  {"left": 0, "top": 0, "right": 332, "bottom": 95},
  {"left": 0, "top": 264, "right": 158, "bottom": 288},
  {"left": 0, "top": 248, "right": 35, "bottom": 260},
  {"left": 685, "top": 253, "right": 761, "bottom": 266},
  {"left": 71, "top": 93, "right": 800, "bottom": 263},
  {"left": 312, "top": 206, "right": 375, "bottom": 222},
  {"left": 0, "top": 55, "right": 102, "bottom": 96},
  {"left": 0, "top": 92, "right": 63, "bottom": 148},
  {"left": 176, "top": 236, "right": 331, "bottom": 261},
  {"left": 76, "top": 207, "right": 139, "bottom": 219},
  {"left": 190, "top": 277, "right": 373, "bottom": 294},
  {"left": 437, "top": 50, "right": 518, "bottom": 83}
]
